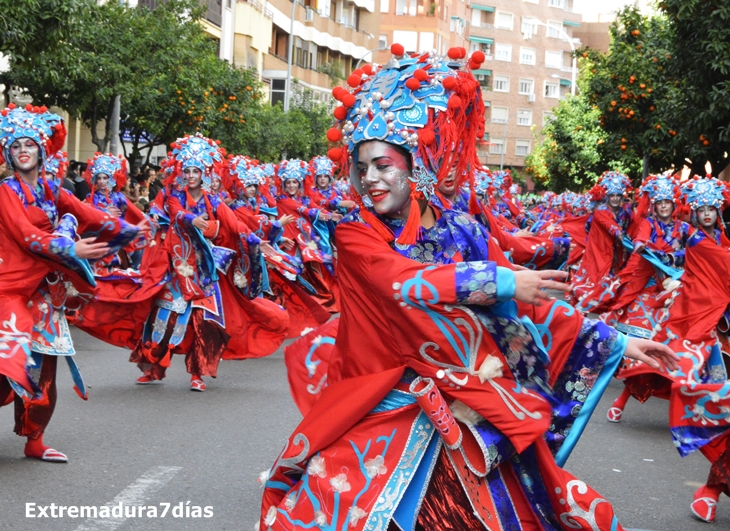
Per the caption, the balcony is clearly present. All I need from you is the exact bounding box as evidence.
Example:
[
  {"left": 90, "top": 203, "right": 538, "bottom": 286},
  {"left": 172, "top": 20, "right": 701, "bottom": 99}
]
[
  {"left": 205, "top": 0, "right": 223, "bottom": 27},
  {"left": 239, "top": 0, "right": 274, "bottom": 19}
]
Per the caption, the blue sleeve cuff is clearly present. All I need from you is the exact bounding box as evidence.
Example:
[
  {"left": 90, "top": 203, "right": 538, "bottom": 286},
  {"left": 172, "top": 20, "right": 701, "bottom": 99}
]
[{"left": 495, "top": 266, "right": 516, "bottom": 302}]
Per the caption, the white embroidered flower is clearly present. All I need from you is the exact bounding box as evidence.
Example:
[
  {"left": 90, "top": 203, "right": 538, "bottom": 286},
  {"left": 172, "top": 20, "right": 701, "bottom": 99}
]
[
  {"left": 264, "top": 505, "right": 278, "bottom": 526},
  {"left": 710, "top": 392, "right": 721, "bottom": 403},
  {"left": 307, "top": 241, "right": 319, "bottom": 251},
  {"left": 51, "top": 336, "right": 72, "bottom": 352},
  {"left": 364, "top": 455, "right": 387, "bottom": 478},
  {"left": 476, "top": 355, "right": 503, "bottom": 383},
  {"left": 662, "top": 278, "right": 681, "bottom": 292},
  {"left": 51, "top": 311, "right": 59, "bottom": 323},
  {"left": 37, "top": 302, "right": 49, "bottom": 314},
  {"left": 284, "top": 493, "right": 296, "bottom": 510},
  {"left": 451, "top": 400, "right": 484, "bottom": 426},
  {"left": 258, "top": 469, "right": 270, "bottom": 486},
  {"left": 234, "top": 271, "right": 248, "bottom": 288},
  {"left": 307, "top": 455, "right": 327, "bottom": 478},
  {"left": 314, "top": 510, "right": 328, "bottom": 526},
  {"left": 300, "top": 327, "right": 314, "bottom": 337},
  {"left": 176, "top": 263, "right": 194, "bottom": 278},
  {"left": 312, "top": 335, "right": 324, "bottom": 346},
  {"left": 329, "top": 473, "right": 351, "bottom": 493},
  {"left": 349, "top": 505, "right": 367, "bottom": 526},
  {"left": 64, "top": 281, "right": 79, "bottom": 297}
]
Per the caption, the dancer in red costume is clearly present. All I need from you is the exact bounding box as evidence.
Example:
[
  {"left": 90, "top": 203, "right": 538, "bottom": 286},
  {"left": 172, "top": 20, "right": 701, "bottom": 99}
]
[
  {"left": 572, "top": 171, "right": 634, "bottom": 310},
  {"left": 130, "top": 134, "right": 288, "bottom": 391},
  {"left": 0, "top": 104, "right": 141, "bottom": 461},
  {"left": 307, "top": 155, "right": 356, "bottom": 216},
  {"left": 260, "top": 46, "right": 677, "bottom": 531}
]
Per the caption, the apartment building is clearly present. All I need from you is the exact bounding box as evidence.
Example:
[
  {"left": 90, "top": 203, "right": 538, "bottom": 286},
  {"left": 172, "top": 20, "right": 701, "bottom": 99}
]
[
  {"left": 261, "top": 0, "right": 381, "bottom": 105},
  {"left": 469, "top": 0, "right": 581, "bottom": 169},
  {"left": 374, "top": 0, "right": 471, "bottom": 64}
]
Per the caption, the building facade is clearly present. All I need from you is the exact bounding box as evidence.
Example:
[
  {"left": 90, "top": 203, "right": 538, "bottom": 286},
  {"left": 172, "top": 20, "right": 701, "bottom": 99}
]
[{"left": 469, "top": 0, "right": 581, "bottom": 169}]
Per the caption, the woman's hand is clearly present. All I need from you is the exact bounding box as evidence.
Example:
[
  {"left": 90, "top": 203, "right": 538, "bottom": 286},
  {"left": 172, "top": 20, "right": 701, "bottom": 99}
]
[
  {"left": 106, "top": 206, "right": 122, "bottom": 218},
  {"left": 192, "top": 214, "right": 208, "bottom": 231},
  {"left": 331, "top": 212, "right": 344, "bottom": 222},
  {"left": 514, "top": 229, "right": 532, "bottom": 238},
  {"left": 513, "top": 270, "right": 570, "bottom": 306},
  {"left": 74, "top": 237, "right": 110, "bottom": 260},
  {"left": 339, "top": 200, "right": 356, "bottom": 209},
  {"left": 279, "top": 237, "right": 295, "bottom": 251},
  {"left": 278, "top": 214, "right": 296, "bottom": 227},
  {"left": 624, "top": 337, "right": 679, "bottom": 372}
]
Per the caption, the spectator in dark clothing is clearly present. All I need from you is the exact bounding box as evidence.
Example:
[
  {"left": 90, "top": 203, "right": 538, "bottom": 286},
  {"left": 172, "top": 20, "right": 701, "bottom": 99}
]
[
  {"left": 68, "top": 161, "right": 90, "bottom": 200},
  {"left": 147, "top": 167, "right": 165, "bottom": 202}
]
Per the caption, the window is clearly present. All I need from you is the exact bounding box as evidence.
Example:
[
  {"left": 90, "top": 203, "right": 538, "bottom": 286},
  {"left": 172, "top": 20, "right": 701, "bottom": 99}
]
[
  {"left": 548, "top": 0, "right": 565, "bottom": 7},
  {"left": 450, "top": 17, "right": 464, "bottom": 33},
  {"left": 515, "top": 140, "right": 531, "bottom": 157},
  {"left": 490, "top": 138, "right": 504, "bottom": 155},
  {"left": 543, "top": 111, "right": 556, "bottom": 127},
  {"left": 519, "top": 47, "right": 536, "bottom": 65},
  {"left": 393, "top": 30, "right": 418, "bottom": 52},
  {"left": 547, "top": 21, "right": 564, "bottom": 39},
  {"left": 517, "top": 109, "right": 532, "bottom": 126},
  {"left": 471, "top": 9, "right": 482, "bottom": 27},
  {"left": 544, "top": 81, "right": 560, "bottom": 98},
  {"left": 495, "top": 12, "right": 513, "bottom": 30},
  {"left": 493, "top": 75, "right": 509, "bottom": 92},
  {"left": 379, "top": 35, "right": 388, "bottom": 48},
  {"left": 518, "top": 78, "right": 534, "bottom": 95},
  {"left": 495, "top": 43, "right": 512, "bottom": 62},
  {"left": 381, "top": 0, "right": 389, "bottom": 13},
  {"left": 491, "top": 106, "right": 508, "bottom": 124},
  {"left": 521, "top": 16, "right": 538, "bottom": 36},
  {"left": 545, "top": 50, "right": 562, "bottom": 68},
  {"left": 396, "top": 0, "right": 407, "bottom": 15},
  {"left": 271, "top": 79, "right": 286, "bottom": 106},
  {"left": 420, "top": 32, "right": 434, "bottom": 51}
]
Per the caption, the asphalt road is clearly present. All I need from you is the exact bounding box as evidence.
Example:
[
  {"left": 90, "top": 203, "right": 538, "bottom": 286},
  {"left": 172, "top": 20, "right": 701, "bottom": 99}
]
[{"left": 0, "top": 327, "right": 727, "bottom": 531}]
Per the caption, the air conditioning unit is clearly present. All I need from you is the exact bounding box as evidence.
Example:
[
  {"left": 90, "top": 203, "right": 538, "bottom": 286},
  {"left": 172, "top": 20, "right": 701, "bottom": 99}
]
[
  {"left": 527, "top": 93, "right": 536, "bottom": 102},
  {"left": 305, "top": 7, "right": 314, "bottom": 21},
  {"left": 476, "top": 74, "right": 486, "bottom": 81}
]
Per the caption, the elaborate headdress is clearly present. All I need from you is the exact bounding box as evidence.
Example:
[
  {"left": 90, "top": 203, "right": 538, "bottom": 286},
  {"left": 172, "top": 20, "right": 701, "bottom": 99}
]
[
  {"left": 681, "top": 176, "right": 730, "bottom": 211},
  {"left": 310, "top": 156, "right": 336, "bottom": 179},
  {"left": 473, "top": 168, "right": 493, "bottom": 197},
  {"left": 635, "top": 171, "right": 681, "bottom": 219},
  {"left": 326, "top": 44, "right": 488, "bottom": 243},
  {"left": 0, "top": 103, "right": 66, "bottom": 170},
  {"left": 276, "top": 159, "right": 309, "bottom": 196},
  {"left": 589, "top": 171, "right": 632, "bottom": 203},
  {"left": 229, "top": 155, "right": 264, "bottom": 188},
  {"left": 168, "top": 133, "right": 225, "bottom": 191},
  {"left": 84, "top": 153, "right": 127, "bottom": 191},
  {"left": 491, "top": 170, "right": 513, "bottom": 194},
  {"left": 43, "top": 151, "right": 68, "bottom": 186}
]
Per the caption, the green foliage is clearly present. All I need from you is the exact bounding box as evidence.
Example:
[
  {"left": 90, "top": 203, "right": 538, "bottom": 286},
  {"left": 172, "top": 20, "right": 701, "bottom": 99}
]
[
  {"left": 659, "top": 0, "right": 730, "bottom": 174},
  {"left": 317, "top": 61, "right": 346, "bottom": 87}
]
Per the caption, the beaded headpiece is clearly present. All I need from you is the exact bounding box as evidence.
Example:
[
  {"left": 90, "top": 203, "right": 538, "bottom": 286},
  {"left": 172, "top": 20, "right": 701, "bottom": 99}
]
[
  {"left": 599, "top": 171, "right": 632, "bottom": 196},
  {"left": 43, "top": 151, "right": 68, "bottom": 186},
  {"left": 473, "top": 168, "right": 492, "bottom": 196},
  {"left": 168, "top": 133, "right": 224, "bottom": 191},
  {"left": 326, "top": 44, "right": 488, "bottom": 243},
  {"left": 84, "top": 153, "right": 127, "bottom": 191},
  {"left": 277, "top": 159, "right": 309, "bottom": 186},
  {"left": 229, "top": 155, "right": 265, "bottom": 188},
  {"left": 491, "top": 170, "right": 512, "bottom": 193},
  {"left": 640, "top": 172, "right": 680, "bottom": 203},
  {"left": 0, "top": 104, "right": 66, "bottom": 170},
  {"left": 310, "top": 156, "right": 336, "bottom": 179},
  {"left": 681, "top": 176, "right": 730, "bottom": 211}
]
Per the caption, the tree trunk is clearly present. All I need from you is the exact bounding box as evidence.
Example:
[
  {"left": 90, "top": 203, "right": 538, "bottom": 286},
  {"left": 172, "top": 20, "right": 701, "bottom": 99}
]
[{"left": 642, "top": 153, "right": 650, "bottom": 180}]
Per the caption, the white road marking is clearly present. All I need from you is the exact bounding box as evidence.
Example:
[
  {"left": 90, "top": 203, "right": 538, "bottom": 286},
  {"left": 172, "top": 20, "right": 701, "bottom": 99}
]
[{"left": 73, "top": 465, "right": 182, "bottom": 531}]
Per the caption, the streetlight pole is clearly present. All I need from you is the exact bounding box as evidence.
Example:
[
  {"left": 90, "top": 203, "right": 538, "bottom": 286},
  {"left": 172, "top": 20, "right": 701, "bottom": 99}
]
[
  {"left": 355, "top": 45, "right": 388, "bottom": 70},
  {"left": 284, "top": 0, "right": 297, "bottom": 112}
]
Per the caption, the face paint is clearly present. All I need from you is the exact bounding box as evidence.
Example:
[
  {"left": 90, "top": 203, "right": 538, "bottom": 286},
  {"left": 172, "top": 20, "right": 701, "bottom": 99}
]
[
  {"left": 285, "top": 179, "right": 300, "bottom": 197},
  {"left": 608, "top": 194, "right": 623, "bottom": 209},
  {"left": 356, "top": 141, "right": 412, "bottom": 220},
  {"left": 95, "top": 173, "right": 110, "bottom": 191},
  {"left": 9, "top": 138, "right": 40, "bottom": 173},
  {"left": 184, "top": 167, "right": 203, "bottom": 190},
  {"left": 654, "top": 199, "right": 674, "bottom": 222},
  {"left": 697, "top": 205, "right": 718, "bottom": 230}
]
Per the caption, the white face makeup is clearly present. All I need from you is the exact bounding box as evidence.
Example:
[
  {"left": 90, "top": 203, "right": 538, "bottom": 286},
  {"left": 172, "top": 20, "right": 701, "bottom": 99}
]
[
  {"left": 654, "top": 199, "right": 674, "bottom": 222},
  {"left": 95, "top": 173, "right": 110, "bottom": 191},
  {"left": 285, "top": 179, "right": 300, "bottom": 197},
  {"left": 9, "top": 138, "right": 40, "bottom": 173},
  {"left": 184, "top": 167, "right": 203, "bottom": 190},
  {"left": 316, "top": 174, "right": 331, "bottom": 190},
  {"left": 437, "top": 168, "right": 458, "bottom": 198},
  {"left": 608, "top": 194, "right": 623, "bottom": 209},
  {"left": 697, "top": 205, "right": 718, "bottom": 229},
  {"left": 356, "top": 141, "right": 412, "bottom": 220},
  {"left": 244, "top": 184, "right": 257, "bottom": 199}
]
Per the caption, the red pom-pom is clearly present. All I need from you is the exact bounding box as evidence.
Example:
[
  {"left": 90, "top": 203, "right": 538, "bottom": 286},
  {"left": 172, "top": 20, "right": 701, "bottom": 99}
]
[
  {"left": 391, "top": 43, "right": 405, "bottom": 56},
  {"left": 471, "top": 51, "right": 485, "bottom": 64},
  {"left": 459, "top": 47, "right": 467, "bottom": 58},
  {"left": 332, "top": 86, "right": 345, "bottom": 100},
  {"left": 405, "top": 78, "right": 421, "bottom": 91},
  {"left": 420, "top": 129, "right": 436, "bottom": 145},
  {"left": 448, "top": 95, "right": 462, "bottom": 109},
  {"left": 447, "top": 47, "right": 461, "bottom": 60},
  {"left": 328, "top": 147, "right": 343, "bottom": 161},
  {"left": 352, "top": 69, "right": 363, "bottom": 77},
  {"left": 413, "top": 69, "right": 429, "bottom": 81},
  {"left": 443, "top": 77, "right": 457, "bottom": 91},
  {"left": 0, "top": 109, "right": 7, "bottom": 117},
  {"left": 467, "top": 60, "right": 479, "bottom": 70},
  {"left": 347, "top": 74, "right": 362, "bottom": 88},
  {"left": 25, "top": 104, "right": 33, "bottom": 111},
  {"left": 326, "top": 128, "right": 343, "bottom": 143},
  {"left": 362, "top": 65, "right": 373, "bottom": 75},
  {"left": 333, "top": 106, "right": 347, "bottom": 120},
  {"left": 8, "top": 103, "right": 15, "bottom": 109},
  {"left": 342, "top": 93, "right": 357, "bottom": 108}
]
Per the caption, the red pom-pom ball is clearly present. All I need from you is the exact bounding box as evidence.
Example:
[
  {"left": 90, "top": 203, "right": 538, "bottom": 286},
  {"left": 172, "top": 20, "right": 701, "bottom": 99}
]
[
  {"left": 458, "top": 47, "right": 467, "bottom": 58},
  {"left": 362, "top": 65, "right": 373, "bottom": 75},
  {"left": 333, "top": 106, "right": 347, "bottom": 121},
  {"left": 413, "top": 69, "right": 429, "bottom": 81},
  {"left": 471, "top": 51, "right": 485, "bottom": 64},
  {"left": 442, "top": 77, "right": 457, "bottom": 91},
  {"left": 420, "top": 129, "right": 436, "bottom": 145},
  {"left": 447, "top": 95, "right": 462, "bottom": 109},
  {"left": 405, "top": 78, "right": 421, "bottom": 91},
  {"left": 332, "top": 86, "right": 345, "bottom": 100},
  {"left": 347, "top": 73, "right": 362, "bottom": 88},
  {"left": 328, "top": 147, "right": 343, "bottom": 161},
  {"left": 342, "top": 93, "right": 357, "bottom": 108},
  {"left": 326, "top": 128, "right": 343, "bottom": 142},
  {"left": 391, "top": 43, "right": 405, "bottom": 56},
  {"left": 447, "top": 47, "right": 461, "bottom": 60}
]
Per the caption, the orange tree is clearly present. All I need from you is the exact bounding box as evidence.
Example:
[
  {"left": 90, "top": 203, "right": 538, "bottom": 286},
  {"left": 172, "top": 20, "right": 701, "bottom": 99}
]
[
  {"left": 586, "top": 6, "right": 681, "bottom": 181},
  {"left": 659, "top": 0, "right": 730, "bottom": 174}
]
